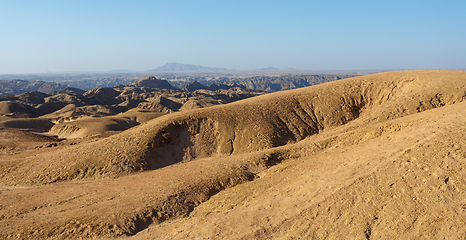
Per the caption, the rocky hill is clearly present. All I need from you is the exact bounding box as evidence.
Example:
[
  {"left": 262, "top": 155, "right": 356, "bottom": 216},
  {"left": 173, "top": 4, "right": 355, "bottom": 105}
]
[
  {"left": 0, "top": 80, "right": 68, "bottom": 95},
  {"left": 0, "top": 76, "right": 263, "bottom": 138},
  {"left": 129, "top": 76, "right": 176, "bottom": 90},
  {"left": 1, "top": 72, "right": 360, "bottom": 93},
  {"left": 1, "top": 70, "right": 465, "bottom": 239},
  {"left": 234, "top": 74, "right": 358, "bottom": 92}
]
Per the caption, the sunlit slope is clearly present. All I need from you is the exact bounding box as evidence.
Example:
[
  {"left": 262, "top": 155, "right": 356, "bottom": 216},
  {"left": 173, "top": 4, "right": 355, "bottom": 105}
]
[
  {"left": 48, "top": 116, "right": 139, "bottom": 139},
  {"left": 3, "top": 100, "right": 466, "bottom": 239},
  {"left": 2, "top": 70, "right": 466, "bottom": 239},
  {"left": 136, "top": 92, "right": 466, "bottom": 240},
  {"left": 1, "top": 70, "right": 465, "bottom": 185}
]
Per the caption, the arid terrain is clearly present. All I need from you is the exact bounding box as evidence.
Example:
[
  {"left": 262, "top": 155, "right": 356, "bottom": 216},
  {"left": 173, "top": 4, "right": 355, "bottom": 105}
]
[{"left": 1, "top": 70, "right": 466, "bottom": 239}]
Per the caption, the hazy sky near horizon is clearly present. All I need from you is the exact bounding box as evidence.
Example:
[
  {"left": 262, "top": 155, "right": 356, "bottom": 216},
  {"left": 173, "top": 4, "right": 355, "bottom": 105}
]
[{"left": 1, "top": 0, "right": 465, "bottom": 74}]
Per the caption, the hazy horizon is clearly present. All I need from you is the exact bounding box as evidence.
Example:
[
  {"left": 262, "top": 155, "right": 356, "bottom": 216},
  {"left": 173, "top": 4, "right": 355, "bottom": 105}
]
[{"left": 1, "top": 1, "right": 465, "bottom": 74}]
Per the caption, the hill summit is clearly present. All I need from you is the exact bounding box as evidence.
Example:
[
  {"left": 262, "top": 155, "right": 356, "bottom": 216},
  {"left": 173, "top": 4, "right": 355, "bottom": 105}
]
[{"left": 129, "top": 76, "right": 176, "bottom": 90}]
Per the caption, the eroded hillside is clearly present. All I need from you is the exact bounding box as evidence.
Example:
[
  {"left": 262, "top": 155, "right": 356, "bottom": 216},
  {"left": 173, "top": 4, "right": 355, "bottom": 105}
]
[
  {"left": 1, "top": 70, "right": 466, "bottom": 239},
  {"left": 0, "top": 76, "right": 263, "bottom": 139}
]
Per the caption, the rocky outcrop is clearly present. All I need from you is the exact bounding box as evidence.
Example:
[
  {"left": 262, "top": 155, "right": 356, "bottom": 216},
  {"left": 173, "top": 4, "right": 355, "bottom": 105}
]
[{"left": 129, "top": 76, "right": 176, "bottom": 90}]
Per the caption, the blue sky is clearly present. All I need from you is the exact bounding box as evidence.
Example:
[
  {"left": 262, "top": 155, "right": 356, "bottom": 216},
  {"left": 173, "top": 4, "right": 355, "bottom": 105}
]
[{"left": 0, "top": 0, "right": 465, "bottom": 73}]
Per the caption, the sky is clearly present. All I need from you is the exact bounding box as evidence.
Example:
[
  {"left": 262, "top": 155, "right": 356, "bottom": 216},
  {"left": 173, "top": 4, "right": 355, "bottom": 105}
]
[{"left": 0, "top": 0, "right": 465, "bottom": 74}]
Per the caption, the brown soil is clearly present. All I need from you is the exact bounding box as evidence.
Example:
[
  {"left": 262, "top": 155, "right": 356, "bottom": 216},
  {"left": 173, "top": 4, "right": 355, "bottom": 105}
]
[{"left": 1, "top": 70, "right": 466, "bottom": 239}]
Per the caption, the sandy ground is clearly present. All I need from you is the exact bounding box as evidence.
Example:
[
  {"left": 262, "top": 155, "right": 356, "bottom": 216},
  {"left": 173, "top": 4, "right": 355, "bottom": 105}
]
[{"left": 1, "top": 70, "right": 466, "bottom": 239}]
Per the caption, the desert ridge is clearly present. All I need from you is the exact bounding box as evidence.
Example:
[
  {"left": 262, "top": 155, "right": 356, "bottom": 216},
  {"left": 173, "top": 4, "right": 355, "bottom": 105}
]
[{"left": 1, "top": 70, "right": 466, "bottom": 239}]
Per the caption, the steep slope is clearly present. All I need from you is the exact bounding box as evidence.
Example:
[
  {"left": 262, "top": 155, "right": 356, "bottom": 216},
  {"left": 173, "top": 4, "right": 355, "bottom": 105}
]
[{"left": 135, "top": 99, "right": 466, "bottom": 240}]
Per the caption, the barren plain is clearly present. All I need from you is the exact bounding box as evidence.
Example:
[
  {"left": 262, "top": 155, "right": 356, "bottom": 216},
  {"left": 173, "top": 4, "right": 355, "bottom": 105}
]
[{"left": 1, "top": 70, "right": 466, "bottom": 239}]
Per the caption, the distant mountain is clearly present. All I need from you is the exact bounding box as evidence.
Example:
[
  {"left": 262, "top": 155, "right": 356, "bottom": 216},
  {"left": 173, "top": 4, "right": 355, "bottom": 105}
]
[
  {"left": 150, "top": 63, "right": 227, "bottom": 72},
  {"left": 0, "top": 80, "right": 70, "bottom": 95},
  {"left": 257, "top": 67, "right": 279, "bottom": 71}
]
